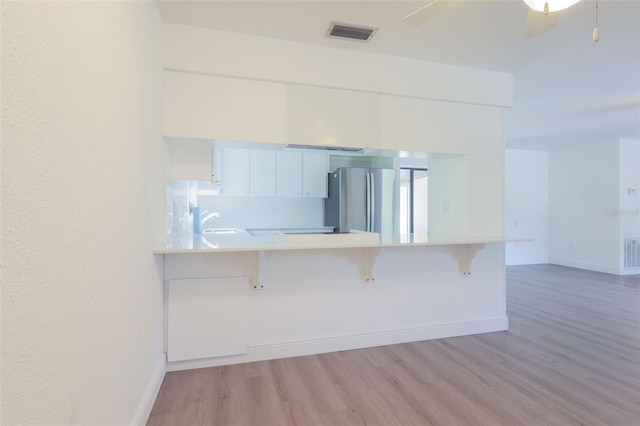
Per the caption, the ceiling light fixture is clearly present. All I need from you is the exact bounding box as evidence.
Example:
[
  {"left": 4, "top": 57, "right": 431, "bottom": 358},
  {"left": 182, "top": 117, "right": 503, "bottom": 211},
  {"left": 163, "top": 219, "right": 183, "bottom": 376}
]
[
  {"left": 522, "top": 0, "right": 581, "bottom": 14},
  {"left": 523, "top": 0, "right": 599, "bottom": 42}
]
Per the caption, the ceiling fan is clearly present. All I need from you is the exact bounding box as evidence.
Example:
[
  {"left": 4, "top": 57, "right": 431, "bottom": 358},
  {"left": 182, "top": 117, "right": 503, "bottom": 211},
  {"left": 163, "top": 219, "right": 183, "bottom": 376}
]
[{"left": 402, "top": 0, "right": 600, "bottom": 42}]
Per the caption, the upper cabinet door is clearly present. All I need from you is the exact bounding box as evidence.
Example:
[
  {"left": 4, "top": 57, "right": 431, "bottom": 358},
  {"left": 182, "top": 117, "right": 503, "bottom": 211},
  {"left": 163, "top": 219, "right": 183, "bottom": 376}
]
[
  {"left": 219, "top": 148, "right": 250, "bottom": 196},
  {"left": 250, "top": 150, "right": 277, "bottom": 197},
  {"left": 379, "top": 95, "right": 503, "bottom": 154},
  {"left": 276, "top": 151, "right": 303, "bottom": 197},
  {"left": 164, "top": 71, "right": 287, "bottom": 143},
  {"left": 286, "top": 85, "right": 380, "bottom": 149},
  {"left": 302, "top": 151, "right": 328, "bottom": 198}
]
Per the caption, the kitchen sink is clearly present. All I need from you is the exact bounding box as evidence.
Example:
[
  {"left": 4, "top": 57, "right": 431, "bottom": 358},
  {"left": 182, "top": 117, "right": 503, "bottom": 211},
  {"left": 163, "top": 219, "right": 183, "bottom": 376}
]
[
  {"left": 283, "top": 231, "right": 334, "bottom": 235},
  {"left": 247, "top": 228, "right": 336, "bottom": 237},
  {"left": 247, "top": 229, "right": 279, "bottom": 237},
  {"left": 203, "top": 228, "right": 238, "bottom": 234}
]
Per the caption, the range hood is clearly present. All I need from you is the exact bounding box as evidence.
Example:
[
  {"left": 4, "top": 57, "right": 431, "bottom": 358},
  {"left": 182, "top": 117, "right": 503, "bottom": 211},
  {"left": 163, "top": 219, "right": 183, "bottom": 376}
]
[{"left": 286, "top": 144, "right": 365, "bottom": 154}]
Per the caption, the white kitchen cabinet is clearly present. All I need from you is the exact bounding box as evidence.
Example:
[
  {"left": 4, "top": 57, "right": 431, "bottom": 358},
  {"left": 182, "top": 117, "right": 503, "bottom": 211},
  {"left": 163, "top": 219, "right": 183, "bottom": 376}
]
[
  {"left": 276, "top": 151, "right": 303, "bottom": 197},
  {"left": 167, "top": 277, "right": 249, "bottom": 362},
  {"left": 276, "top": 150, "right": 327, "bottom": 198},
  {"left": 379, "top": 95, "right": 463, "bottom": 153},
  {"left": 220, "top": 148, "right": 326, "bottom": 198},
  {"left": 379, "top": 95, "right": 501, "bottom": 154},
  {"left": 250, "top": 150, "right": 277, "bottom": 197},
  {"left": 220, "top": 148, "right": 276, "bottom": 197},
  {"left": 287, "top": 85, "right": 380, "bottom": 149},
  {"left": 220, "top": 148, "right": 250, "bottom": 196},
  {"left": 164, "top": 71, "right": 287, "bottom": 143},
  {"left": 302, "top": 151, "right": 328, "bottom": 197}
]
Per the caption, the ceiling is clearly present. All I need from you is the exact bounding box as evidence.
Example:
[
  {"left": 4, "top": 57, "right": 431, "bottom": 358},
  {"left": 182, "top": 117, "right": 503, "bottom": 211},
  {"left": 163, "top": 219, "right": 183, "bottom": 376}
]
[{"left": 157, "top": 0, "right": 640, "bottom": 150}]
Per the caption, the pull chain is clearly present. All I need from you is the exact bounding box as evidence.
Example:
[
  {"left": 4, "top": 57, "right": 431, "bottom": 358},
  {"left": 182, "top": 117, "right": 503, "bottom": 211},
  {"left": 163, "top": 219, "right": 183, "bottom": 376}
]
[{"left": 593, "top": 0, "right": 600, "bottom": 42}]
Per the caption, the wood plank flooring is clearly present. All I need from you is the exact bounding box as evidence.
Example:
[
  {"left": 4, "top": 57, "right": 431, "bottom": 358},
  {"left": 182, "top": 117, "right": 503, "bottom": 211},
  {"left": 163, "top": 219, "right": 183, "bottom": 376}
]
[{"left": 147, "top": 265, "right": 640, "bottom": 426}]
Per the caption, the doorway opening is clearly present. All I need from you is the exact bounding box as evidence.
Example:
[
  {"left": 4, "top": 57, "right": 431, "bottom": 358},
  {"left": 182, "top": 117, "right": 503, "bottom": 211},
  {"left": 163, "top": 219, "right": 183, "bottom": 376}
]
[{"left": 400, "top": 168, "right": 428, "bottom": 234}]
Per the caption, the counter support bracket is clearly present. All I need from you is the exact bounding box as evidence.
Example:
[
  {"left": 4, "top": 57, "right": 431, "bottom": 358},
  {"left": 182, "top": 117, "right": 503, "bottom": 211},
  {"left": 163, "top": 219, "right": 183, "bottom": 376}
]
[
  {"left": 362, "top": 247, "right": 383, "bottom": 283},
  {"left": 251, "top": 251, "right": 265, "bottom": 289},
  {"left": 458, "top": 244, "right": 485, "bottom": 276}
]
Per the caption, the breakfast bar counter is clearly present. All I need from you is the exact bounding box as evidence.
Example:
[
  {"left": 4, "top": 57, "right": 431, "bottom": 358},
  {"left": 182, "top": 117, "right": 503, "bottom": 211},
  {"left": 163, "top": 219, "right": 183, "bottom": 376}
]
[
  {"left": 157, "top": 231, "right": 527, "bottom": 371},
  {"left": 154, "top": 229, "right": 525, "bottom": 253}
]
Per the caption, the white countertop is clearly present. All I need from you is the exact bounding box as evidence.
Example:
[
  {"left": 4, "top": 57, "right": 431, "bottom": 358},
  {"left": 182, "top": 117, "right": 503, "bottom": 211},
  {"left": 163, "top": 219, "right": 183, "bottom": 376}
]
[{"left": 154, "top": 228, "right": 530, "bottom": 254}]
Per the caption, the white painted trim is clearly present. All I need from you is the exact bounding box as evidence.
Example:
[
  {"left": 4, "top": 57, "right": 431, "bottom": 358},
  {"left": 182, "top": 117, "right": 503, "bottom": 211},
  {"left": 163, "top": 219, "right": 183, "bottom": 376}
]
[
  {"left": 549, "top": 258, "right": 620, "bottom": 275},
  {"left": 130, "top": 356, "right": 166, "bottom": 426},
  {"left": 167, "top": 317, "right": 509, "bottom": 372}
]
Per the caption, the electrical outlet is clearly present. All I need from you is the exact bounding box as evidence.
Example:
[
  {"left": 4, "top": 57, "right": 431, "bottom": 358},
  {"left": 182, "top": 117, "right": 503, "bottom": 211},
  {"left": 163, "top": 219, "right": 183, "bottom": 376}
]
[
  {"left": 629, "top": 187, "right": 637, "bottom": 195},
  {"left": 443, "top": 199, "right": 450, "bottom": 214}
]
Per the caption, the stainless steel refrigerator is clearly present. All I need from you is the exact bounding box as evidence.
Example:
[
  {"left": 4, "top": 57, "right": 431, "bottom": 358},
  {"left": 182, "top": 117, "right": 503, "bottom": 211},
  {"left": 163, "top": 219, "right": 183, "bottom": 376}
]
[{"left": 324, "top": 167, "right": 396, "bottom": 234}]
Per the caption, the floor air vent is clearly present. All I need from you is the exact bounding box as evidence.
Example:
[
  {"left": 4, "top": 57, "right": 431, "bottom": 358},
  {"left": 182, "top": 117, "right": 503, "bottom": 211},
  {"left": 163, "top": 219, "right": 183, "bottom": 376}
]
[
  {"left": 326, "top": 22, "right": 378, "bottom": 42},
  {"left": 624, "top": 238, "right": 640, "bottom": 269}
]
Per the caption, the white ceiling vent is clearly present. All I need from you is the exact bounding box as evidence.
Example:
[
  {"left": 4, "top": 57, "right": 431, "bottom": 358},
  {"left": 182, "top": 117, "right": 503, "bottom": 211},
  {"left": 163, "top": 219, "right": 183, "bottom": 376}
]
[{"left": 326, "top": 22, "right": 378, "bottom": 42}]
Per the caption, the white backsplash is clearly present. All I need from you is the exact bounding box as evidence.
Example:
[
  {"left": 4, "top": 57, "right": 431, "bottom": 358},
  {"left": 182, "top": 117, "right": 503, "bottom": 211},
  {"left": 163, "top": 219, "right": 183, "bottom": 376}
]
[
  {"left": 166, "top": 180, "right": 325, "bottom": 234},
  {"left": 197, "top": 195, "right": 324, "bottom": 230},
  {"left": 166, "top": 180, "right": 197, "bottom": 235}
]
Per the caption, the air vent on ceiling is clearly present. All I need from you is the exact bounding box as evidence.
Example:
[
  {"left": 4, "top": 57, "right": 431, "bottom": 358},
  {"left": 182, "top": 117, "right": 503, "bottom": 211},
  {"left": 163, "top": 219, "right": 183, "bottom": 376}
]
[{"left": 326, "top": 22, "right": 378, "bottom": 42}]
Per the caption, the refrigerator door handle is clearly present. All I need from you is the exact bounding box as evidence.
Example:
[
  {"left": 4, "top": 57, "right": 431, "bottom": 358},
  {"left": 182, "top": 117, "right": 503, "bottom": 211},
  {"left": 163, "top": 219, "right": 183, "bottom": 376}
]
[
  {"left": 365, "top": 172, "right": 371, "bottom": 232},
  {"left": 369, "top": 172, "right": 375, "bottom": 232}
]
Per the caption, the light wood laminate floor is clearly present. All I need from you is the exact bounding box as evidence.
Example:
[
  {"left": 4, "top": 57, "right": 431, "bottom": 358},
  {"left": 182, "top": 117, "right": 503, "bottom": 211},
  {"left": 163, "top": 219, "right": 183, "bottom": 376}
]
[{"left": 148, "top": 265, "right": 640, "bottom": 426}]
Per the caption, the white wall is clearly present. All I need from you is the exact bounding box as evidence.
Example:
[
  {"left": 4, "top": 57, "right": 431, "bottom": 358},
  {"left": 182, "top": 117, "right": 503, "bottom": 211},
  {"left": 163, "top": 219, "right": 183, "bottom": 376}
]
[
  {"left": 428, "top": 155, "right": 470, "bottom": 236},
  {"left": 1, "top": 2, "right": 166, "bottom": 424},
  {"left": 505, "top": 150, "right": 549, "bottom": 265},
  {"left": 548, "top": 140, "right": 621, "bottom": 274},
  {"left": 507, "top": 141, "right": 638, "bottom": 274},
  {"left": 618, "top": 139, "right": 640, "bottom": 274}
]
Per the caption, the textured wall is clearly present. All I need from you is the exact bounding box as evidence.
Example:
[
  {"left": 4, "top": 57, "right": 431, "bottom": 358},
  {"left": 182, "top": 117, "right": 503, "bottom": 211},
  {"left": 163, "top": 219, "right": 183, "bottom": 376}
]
[{"left": 1, "top": 2, "right": 166, "bottom": 424}]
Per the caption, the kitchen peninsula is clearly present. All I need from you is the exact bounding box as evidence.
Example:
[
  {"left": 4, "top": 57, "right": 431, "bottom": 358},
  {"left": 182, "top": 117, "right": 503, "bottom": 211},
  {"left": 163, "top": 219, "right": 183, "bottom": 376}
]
[
  {"left": 158, "top": 23, "right": 516, "bottom": 372},
  {"left": 156, "top": 230, "right": 523, "bottom": 371}
]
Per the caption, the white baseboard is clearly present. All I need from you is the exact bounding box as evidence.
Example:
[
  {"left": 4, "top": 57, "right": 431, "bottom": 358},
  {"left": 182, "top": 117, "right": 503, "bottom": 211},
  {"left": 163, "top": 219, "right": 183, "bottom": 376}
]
[
  {"left": 131, "top": 355, "right": 166, "bottom": 426},
  {"left": 506, "top": 257, "right": 549, "bottom": 266},
  {"left": 167, "top": 317, "right": 509, "bottom": 372},
  {"left": 549, "top": 258, "right": 620, "bottom": 275}
]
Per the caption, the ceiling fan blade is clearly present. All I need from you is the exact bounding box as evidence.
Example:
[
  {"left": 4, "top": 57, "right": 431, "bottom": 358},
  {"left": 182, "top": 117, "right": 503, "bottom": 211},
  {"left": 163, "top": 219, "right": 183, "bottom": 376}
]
[
  {"left": 575, "top": 99, "right": 640, "bottom": 116},
  {"left": 402, "top": 0, "right": 466, "bottom": 27},
  {"left": 524, "top": 9, "right": 559, "bottom": 39}
]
